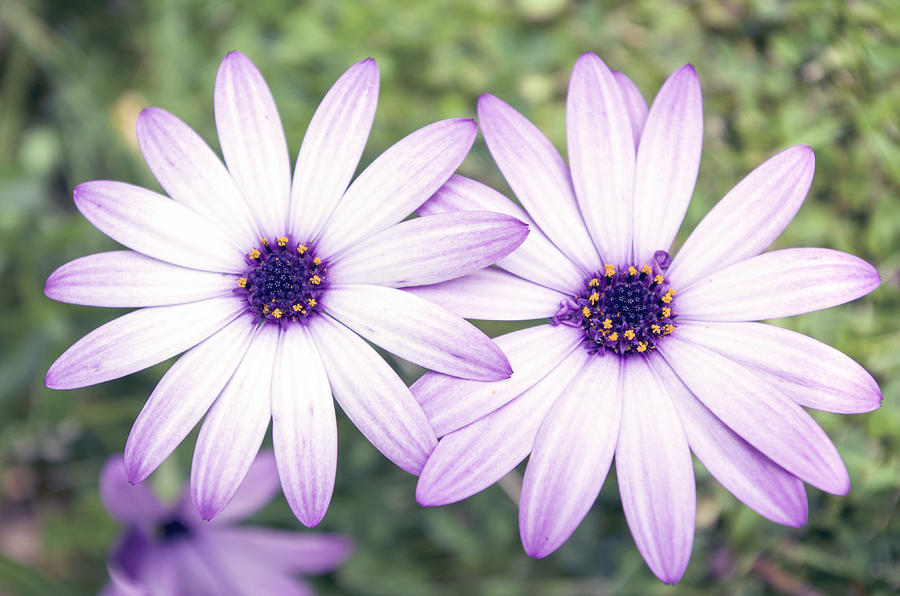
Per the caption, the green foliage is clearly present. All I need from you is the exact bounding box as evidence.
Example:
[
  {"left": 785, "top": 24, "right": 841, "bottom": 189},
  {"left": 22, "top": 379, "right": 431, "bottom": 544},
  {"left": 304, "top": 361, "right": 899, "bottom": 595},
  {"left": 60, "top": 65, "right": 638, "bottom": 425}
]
[{"left": 1, "top": 0, "right": 898, "bottom": 593}]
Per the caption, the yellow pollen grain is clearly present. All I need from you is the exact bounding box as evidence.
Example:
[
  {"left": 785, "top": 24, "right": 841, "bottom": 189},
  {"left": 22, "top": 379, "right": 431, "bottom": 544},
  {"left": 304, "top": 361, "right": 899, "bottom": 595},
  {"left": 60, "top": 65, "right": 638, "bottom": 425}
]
[
  {"left": 624, "top": 329, "right": 635, "bottom": 340},
  {"left": 307, "top": 298, "right": 317, "bottom": 307},
  {"left": 651, "top": 324, "right": 661, "bottom": 334},
  {"left": 628, "top": 266, "right": 637, "bottom": 276},
  {"left": 608, "top": 331, "right": 619, "bottom": 342},
  {"left": 581, "top": 306, "right": 591, "bottom": 318},
  {"left": 637, "top": 341, "right": 648, "bottom": 353},
  {"left": 603, "top": 318, "right": 612, "bottom": 330},
  {"left": 297, "top": 244, "right": 308, "bottom": 255},
  {"left": 237, "top": 277, "right": 247, "bottom": 288},
  {"left": 662, "top": 307, "right": 671, "bottom": 318},
  {"left": 653, "top": 274, "right": 664, "bottom": 285},
  {"left": 272, "top": 308, "right": 283, "bottom": 319},
  {"left": 604, "top": 264, "right": 616, "bottom": 277},
  {"left": 589, "top": 278, "right": 600, "bottom": 287},
  {"left": 310, "top": 275, "right": 322, "bottom": 285},
  {"left": 589, "top": 292, "right": 600, "bottom": 304},
  {"left": 292, "top": 304, "right": 303, "bottom": 312},
  {"left": 663, "top": 324, "right": 675, "bottom": 335},
  {"left": 248, "top": 248, "right": 261, "bottom": 259},
  {"left": 262, "top": 305, "right": 270, "bottom": 314},
  {"left": 661, "top": 293, "right": 673, "bottom": 304},
  {"left": 313, "top": 257, "right": 322, "bottom": 266},
  {"left": 260, "top": 237, "right": 269, "bottom": 246},
  {"left": 276, "top": 236, "right": 288, "bottom": 247},
  {"left": 641, "top": 265, "right": 652, "bottom": 275}
]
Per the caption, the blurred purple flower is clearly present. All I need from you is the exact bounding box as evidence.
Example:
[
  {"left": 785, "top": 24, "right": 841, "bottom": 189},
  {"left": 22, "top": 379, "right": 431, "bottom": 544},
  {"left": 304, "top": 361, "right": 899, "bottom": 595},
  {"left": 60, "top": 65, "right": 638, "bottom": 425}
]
[
  {"left": 45, "top": 52, "right": 527, "bottom": 526},
  {"left": 99, "top": 451, "right": 351, "bottom": 596},
  {"left": 411, "top": 53, "right": 881, "bottom": 583}
]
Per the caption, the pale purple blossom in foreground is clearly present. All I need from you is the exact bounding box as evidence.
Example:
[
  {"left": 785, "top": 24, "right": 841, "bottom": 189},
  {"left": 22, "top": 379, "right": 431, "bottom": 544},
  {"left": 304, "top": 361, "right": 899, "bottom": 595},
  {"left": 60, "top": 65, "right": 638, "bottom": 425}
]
[
  {"left": 411, "top": 53, "right": 881, "bottom": 583},
  {"left": 100, "top": 452, "right": 351, "bottom": 596},
  {"left": 45, "top": 52, "right": 527, "bottom": 526}
]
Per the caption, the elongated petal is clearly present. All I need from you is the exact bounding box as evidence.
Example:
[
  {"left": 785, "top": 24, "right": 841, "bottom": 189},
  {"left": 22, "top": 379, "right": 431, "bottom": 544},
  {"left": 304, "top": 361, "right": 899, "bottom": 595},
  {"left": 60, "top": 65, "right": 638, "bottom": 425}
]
[
  {"left": 404, "top": 269, "right": 565, "bottom": 321},
  {"left": 412, "top": 323, "right": 584, "bottom": 436},
  {"left": 271, "top": 325, "right": 337, "bottom": 527},
  {"left": 136, "top": 107, "right": 260, "bottom": 246},
  {"left": 191, "top": 325, "right": 278, "bottom": 520},
  {"left": 100, "top": 456, "right": 165, "bottom": 524},
  {"left": 208, "top": 450, "right": 282, "bottom": 525},
  {"left": 613, "top": 71, "right": 649, "bottom": 148},
  {"left": 676, "top": 321, "right": 880, "bottom": 414},
  {"left": 649, "top": 357, "right": 808, "bottom": 526},
  {"left": 316, "top": 119, "right": 477, "bottom": 257},
  {"left": 661, "top": 336, "right": 850, "bottom": 494},
  {"left": 419, "top": 174, "right": 584, "bottom": 292},
  {"left": 616, "top": 357, "right": 695, "bottom": 584},
  {"left": 124, "top": 314, "right": 257, "bottom": 482},
  {"left": 45, "top": 251, "right": 235, "bottom": 307},
  {"left": 46, "top": 295, "right": 245, "bottom": 389},
  {"left": 677, "top": 248, "right": 881, "bottom": 321},
  {"left": 520, "top": 355, "right": 623, "bottom": 557},
  {"left": 289, "top": 58, "right": 379, "bottom": 242},
  {"left": 329, "top": 211, "right": 528, "bottom": 287},
  {"left": 212, "top": 528, "right": 352, "bottom": 574},
  {"left": 215, "top": 51, "right": 291, "bottom": 238},
  {"left": 324, "top": 284, "right": 511, "bottom": 381},
  {"left": 567, "top": 53, "right": 636, "bottom": 265},
  {"left": 632, "top": 65, "right": 703, "bottom": 264},
  {"left": 74, "top": 181, "right": 245, "bottom": 273},
  {"left": 668, "top": 146, "right": 815, "bottom": 287},
  {"left": 417, "top": 349, "right": 590, "bottom": 506},
  {"left": 478, "top": 93, "right": 601, "bottom": 273},
  {"left": 309, "top": 315, "right": 436, "bottom": 474}
]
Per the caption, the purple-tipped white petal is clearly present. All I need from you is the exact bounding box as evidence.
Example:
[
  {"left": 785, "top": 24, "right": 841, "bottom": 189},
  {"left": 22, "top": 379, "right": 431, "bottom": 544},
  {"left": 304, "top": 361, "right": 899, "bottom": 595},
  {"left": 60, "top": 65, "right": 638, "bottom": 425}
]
[
  {"left": 677, "top": 248, "right": 881, "bottom": 321},
  {"left": 661, "top": 336, "right": 850, "bottom": 495},
  {"left": 676, "top": 321, "right": 880, "bottom": 414},
  {"left": 99, "top": 456, "right": 165, "bottom": 524},
  {"left": 74, "top": 181, "right": 245, "bottom": 273},
  {"left": 668, "top": 146, "right": 815, "bottom": 287},
  {"left": 419, "top": 174, "right": 584, "bottom": 292},
  {"left": 324, "top": 284, "right": 511, "bottom": 381},
  {"left": 45, "top": 251, "right": 235, "bottom": 307},
  {"left": 45, "top": 295, "right": 245, "bottom": 390},
  {"left": 309, "top": 315, "right": 436, "bottom": 474},
  {"left": 613, "top": 71, "right": 649, "bottom": 148},
  {"left": 191, "top": 325, "right": 278, "bottom": 520},
  {"left": 289, "top": 58, "right": 379, "bottom": 242},
  {"left": 136, "top": 107, "right": 260, "bottom": 246},
  {"left": 520, "top": 355, "right": 623, "bottom": 557},
  {"left": 478, "top": 93, "right": 601, "bottom": 273},
  {"left": 124, "top": 314, "right": 257, "bottom": 483},
  {"left": 412, "top": 323, "right": 584, "bottom": 436},
  {"left": 210, "top": 528, "right": 352, "bottom": 574},
  {"left": 214, "top": 51, "right": 291, "bottom": 238},
  {"left": 271, "top": 325, "right": 337, "bottom": 527},
  {"left": 316, "top": 119, "right": 477, "bottom": 257},
  {"left": 416, "top": 349, "right": 590, "bottom": 506},
  {"left": 616, "top": 357, "right": 695, "bottom": 585},
  {"left": 567, "top": 53, "right": 636, "bottom": 266},
  {"left": 631, "top": 65, "right": 703, "bottom": 264},
  {"left": 404, "top": 269, "right": 566, "bottom": 321},
  {"left": 649, "top": 357, "right": 808, "bottom": 527},
  {"left": 212, "top": 450, "right": 282, "bottom": 524},
  {"left": 329, "top": 211, "right": 528, "bottom": 287}
]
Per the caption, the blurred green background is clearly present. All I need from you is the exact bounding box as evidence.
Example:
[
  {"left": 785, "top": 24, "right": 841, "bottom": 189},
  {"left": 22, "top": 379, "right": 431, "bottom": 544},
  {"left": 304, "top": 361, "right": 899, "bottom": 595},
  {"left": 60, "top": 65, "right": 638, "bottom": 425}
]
[{"left": 1, "top": 0, "right": 898, "bottom": 593}]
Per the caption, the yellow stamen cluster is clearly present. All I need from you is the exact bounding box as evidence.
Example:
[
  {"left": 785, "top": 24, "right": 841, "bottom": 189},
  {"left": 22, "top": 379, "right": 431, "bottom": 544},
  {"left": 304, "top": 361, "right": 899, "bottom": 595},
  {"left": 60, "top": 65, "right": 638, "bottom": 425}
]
[
  {"left": 589, "top": 278, "right": 600, "bottom": 287},
  {"left": 663, "top": 324, "right": 675, "bottom": 335},
  {"left": 602, "top": 318, "right": 612, "bottom": 330},
  {"left": 589, "top": 292, "right": 600, "bottom": 304},
  {"left": 310, "top": 275, "right": 322, "bottom": 285},
  {"left": 248, "top": 248, "right": 261, "bottom": 259},
  {"left": 262, "top": 305, "right": 270, "bottom": 314},
  {"left": 260, "top": 238, "right": 269, "bottom": 246},
  {"left": 641, "top": 265, "right": 652, "bottom": 275},
  {"left": 313, "top": 257, "right": 322, "bottom": 266},
  {"left": 628, "top": 266, "right": 638, "bottom": 276},
  {"left": 637, "top": 341, "right": 648, "bottom": 353},
  {"left": 651, "top": 324, "right": 661, "bottom": 334},
  {"left": 297, "top": 244, "right": 308, "bottom": 255},
  {"left": 582, "top": 306, "right": 592, "bottom": 318},
  {"left": 608, "top": 331, "right": 619, "bottom": 342},
  {"left": 604, "top": 264, "right": 616, "bottom": 277},
  {"left": 237, "top": 277, "right": 247, "bottom": 288},
  {"left": 307, "top": 298, "right": 317, "bottom": 307},
  {"left": 661, "top": 307, "right": 671, "bottom": 318},
  {"left": 661, "top": 289, "right": 675, "bottom": 304},
  {"left": 292, "top": 303, "right": 304, "bottom": 313},
  {"left": 276, "top": 236, "right": 288, "bottom": 247},
  {"left": 624, "top": 329, "right": 636, "bottom": 340},
  {"left": 653, "top": 274, "right": 664, "bottom": 285},
  {"left": 272, "top": 308, "right": 283, "bottom": 319}
]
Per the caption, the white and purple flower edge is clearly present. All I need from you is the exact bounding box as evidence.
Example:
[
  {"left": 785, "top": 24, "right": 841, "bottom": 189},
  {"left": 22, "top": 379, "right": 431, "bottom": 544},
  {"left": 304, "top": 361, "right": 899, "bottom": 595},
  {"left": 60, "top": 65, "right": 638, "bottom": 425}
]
[
  {"left": 410, "top": 53, "right": 881, "bottom": 583},
  {"left": 44, "top": 52, "right": 529, "bottom": 527}
]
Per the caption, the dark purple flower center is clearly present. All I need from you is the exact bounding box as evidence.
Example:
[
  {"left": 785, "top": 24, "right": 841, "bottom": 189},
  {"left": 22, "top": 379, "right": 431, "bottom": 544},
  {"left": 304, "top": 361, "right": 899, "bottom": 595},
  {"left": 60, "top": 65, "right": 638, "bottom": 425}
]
[
  {"left": 552, "top": 262, "right": 677, "bottom": 356},
  {"left": 158, "top": 518, "right": 191, "bottom": 541},
  {"left": 236, "top": 236, "right": 328, "bottom": 326}
]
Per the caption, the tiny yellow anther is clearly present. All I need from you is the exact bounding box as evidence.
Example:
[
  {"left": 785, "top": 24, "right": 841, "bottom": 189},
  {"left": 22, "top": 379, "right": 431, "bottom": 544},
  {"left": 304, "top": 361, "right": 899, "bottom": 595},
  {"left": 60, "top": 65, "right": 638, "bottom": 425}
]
[
  {"left": 663, "top": 324, "right": 675, "bottom": 335},
  {"left": 653, "top": 274, "right": 664, "bottom": 285},
  {"left": 604, "top": 264, "right": 616, "bottom": 277},
  {"left": 310, "top": 275, "right": 322, "bottom": 285},
  {"left": 581, "top": 306, "right": 591, "bottom": 318},
  {"left": 661, "top": 307, "right": 672, "bottom": 318},
  {"left": 624, "top": 329, "right": 635, "bottom": 340},
  {"left": 641, "top": 265, "right": 652, "bottom": 275},
  {"left": 651, "top": 324, "right": 661, "bottom": 334},
  {"left": 272, "top": 308, "right": 283, "bottom": 319},
  {"left": 637, "top": 341, "right": 648, "bottom": 353},
  {"left": 313, "top": 257, "right": 322, "bottom": 266},
  {"left": 237, "top": 277, "right": 247, "bottom": 288},
  {"left": 262, "top": 305, "right": 270, "bottom": 314},
  {"left": 608, "top": 331, "right": 619, "bottom": 342},
  {"left": 248, "top": 248, "right": 261, "bottom": 259},
  {"left": 589, "top": 278, "right": 600, "bottom": 287},
  {"left": 292, "top": 303, "right": 303, "bottom": 312},
  {"left": 307, "top": 298, "right": 317, "bottom": 307},
  {"left": 260, "top": 237, "right": 269, "bottom": 246},
  {"left": 661, "top": 293, "right": 673, "bottom": 304},
  {"left": 602, "top": 318, "right": 612, "bottom": 330},
  {"left": 297, "top": 244, "right": 308, "bottom": 255},
  {"left": 276, "top": 236, "right": 288, "bottom": 247},
  {"left": 589, "top": 292, "right": 600, "bottom": 304},
  {"left": 628, "top": 266, "right": 637, "bottom": 276}
]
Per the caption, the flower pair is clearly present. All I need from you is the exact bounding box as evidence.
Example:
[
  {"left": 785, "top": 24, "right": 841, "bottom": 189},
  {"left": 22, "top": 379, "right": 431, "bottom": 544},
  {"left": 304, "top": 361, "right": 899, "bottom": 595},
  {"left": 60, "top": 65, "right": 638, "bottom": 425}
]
[{"left": 47, "top": 51, "right": 880, "bottom": 584}]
